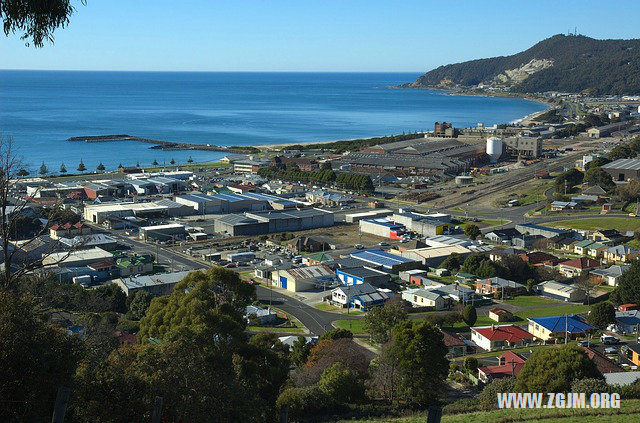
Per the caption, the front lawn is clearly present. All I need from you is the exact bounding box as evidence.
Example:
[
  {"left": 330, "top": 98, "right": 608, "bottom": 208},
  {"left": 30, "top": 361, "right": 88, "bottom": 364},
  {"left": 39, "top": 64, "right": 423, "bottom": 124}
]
[
  {"left": 546, "top": 217, "right": 640, "bottom": 232},
  {"left": 334, "top": 319, "right": 367, "bottom": 334},
  {"left": 516, "top": 304, "right": 591, "bottom": 320},
  {"left": 503, "top": 295, "right": 561, "bottom": 307}
]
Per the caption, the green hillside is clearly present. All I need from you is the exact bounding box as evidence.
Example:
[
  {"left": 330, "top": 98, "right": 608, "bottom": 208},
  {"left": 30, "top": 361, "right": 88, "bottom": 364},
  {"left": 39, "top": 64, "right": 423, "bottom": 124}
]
[{"left": 406, "top": 35, "right": 640, "bottom": 95}]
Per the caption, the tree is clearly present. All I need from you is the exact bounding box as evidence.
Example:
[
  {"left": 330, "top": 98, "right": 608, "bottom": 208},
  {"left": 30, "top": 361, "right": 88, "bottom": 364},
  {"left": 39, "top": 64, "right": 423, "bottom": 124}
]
[
  {"left": 464, "top": 224, "right": 481, "bottom": 240},
  {"left": 526, "top": 278, "right": 536, "bottom": 294},
  {"left": 461, "top": 253, "right": 488, "bottom": 275},
  {"left": 39, "top": 161, "right": 47, "bottom": 175},
  {"left": 574, "top": 273, "right": 598, "bottom": 306},
  {"left": 462, "top": 304, "right": 477, "bottom": 326},
  {"left": 299, "top": 338, "right": 369, "bottom": 387},
  {"left": 588, "top": 302, "right": 616, "bottom": 329},
  {"left": 584, "top": 166, "right": 615, "bottom": 191},
  {"left": 555, "top": 168, "right": 584, "bottom": 194},
  {"left": 1, "top": 0, "right": 81, "bottom": 47},
  {"left": 187, "top": 156, "right": 193, "bottom": 163},
  {"left": 0, "top": 292, "right": 81, "bottom": 422},
  {"left": 387, "top": 321, "right": 449, "bottom": 406},
  {"left": 16, "top": 168, "right": 29, "bottom": 177},
  {"left": 126, "top": 290, "right": 153, "bottom": 320},
  {"left": 364, "top": 300, "right": 408, "bottom": 344},
  {"left": 77, "top": 159, "right": 86, "bottom": 172},
  {"left": 464, "top": 356, "right": 478, "bottom": 373},
  {"left": 318, "top": 328, "right": 353, "bottom": 341},
  {"left": 139, "top": 267, "right": 254, "bottom": 340},
  {"left": 290, "top": 335, "right": 312, "bottom": 367},
  {"left": 318, "top": 362, "right": 364, "bottom": 403},
  {"left": 152, "top": 159, "right": 158, "bottom": 166},
  {"left": 136, "top": 161, "right": 140, "bottom": 167},
  {"left": 59, "top": 162, "right": 67, "bottom": 174},
  {"left": 441, "top": 252, "right": 463, "bottom": 271},
  {"left": 96, "top": 162, "right": 105, "bottom": 171},
  {"left": 612, "top": 261, "right": 640, "bottom": 305},
  {"left": 170, "top": 158, "right": 175, "bottom": 165},
  {"left": 321, "top": 161, "right": 332, "bottom": 170},
  {"left": 478, "top": 378, "right": 515, "bottom": 409},
  {"left": 515, "top": 345, "right": 602, "bottom": 393}
]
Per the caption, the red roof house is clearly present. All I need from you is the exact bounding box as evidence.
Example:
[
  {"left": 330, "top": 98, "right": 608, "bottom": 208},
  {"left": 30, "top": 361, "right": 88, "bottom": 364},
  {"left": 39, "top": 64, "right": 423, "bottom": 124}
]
[
  {"left": 558, "top": 257, "right": 601, "bottom": 277},
  {"left": 441, "top": 330, "right": 470, "bottom": 357},
  {"left": 478, "top": 351, "right": 527, "bottom": 382},
  {"left": 471, "top": 324, "right": 534, "bottom": 351}
]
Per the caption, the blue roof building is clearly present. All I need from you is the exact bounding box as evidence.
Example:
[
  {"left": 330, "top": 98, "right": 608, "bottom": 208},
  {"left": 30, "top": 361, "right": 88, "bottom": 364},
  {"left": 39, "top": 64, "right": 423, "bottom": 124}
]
[
  {"left": 349, "top": 248, "right": 422, "bottom": 273},
  {"left": 527, "top": 315, "right": 594, "bottom": 341}
]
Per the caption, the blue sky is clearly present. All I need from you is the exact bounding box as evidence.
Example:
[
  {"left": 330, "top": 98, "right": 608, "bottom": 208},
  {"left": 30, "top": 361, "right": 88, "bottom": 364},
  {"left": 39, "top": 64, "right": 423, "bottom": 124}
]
[{"left": 2, "top": 0, "right": 639, "bottom": 72}]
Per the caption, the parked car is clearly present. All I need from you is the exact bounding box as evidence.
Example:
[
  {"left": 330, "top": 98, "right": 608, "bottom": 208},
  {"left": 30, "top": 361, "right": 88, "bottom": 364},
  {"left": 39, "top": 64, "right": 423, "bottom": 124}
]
[
  {"left": 577, "top": 340, "right": 592, "bottom": 347},
  {"left": 224, "top": 263, "right": 237, "bottom": 268},
  {"left": 354, "top": 244, "right": 364, "bottom": 249},
  {"left": 378, "top": 241, "right": 390, "bottom": 247},
  {"left": 601, "top": 335, "right": 619, "bottom": 345},
  {"left": 604, "top": 346, "right": 618, "bottom": 355}
]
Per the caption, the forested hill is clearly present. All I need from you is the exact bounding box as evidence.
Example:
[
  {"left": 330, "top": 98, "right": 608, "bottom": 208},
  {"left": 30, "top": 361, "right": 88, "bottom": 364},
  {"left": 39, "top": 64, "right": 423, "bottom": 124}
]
[{"left": 405, "top": 34, "right": 640, "bottom": 95}]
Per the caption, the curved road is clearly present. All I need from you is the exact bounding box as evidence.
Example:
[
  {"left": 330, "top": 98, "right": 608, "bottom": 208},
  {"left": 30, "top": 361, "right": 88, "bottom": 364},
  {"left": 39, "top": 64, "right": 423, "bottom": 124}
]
[{"left": 256, "top": 285, "right": 360, "bottom": 335}]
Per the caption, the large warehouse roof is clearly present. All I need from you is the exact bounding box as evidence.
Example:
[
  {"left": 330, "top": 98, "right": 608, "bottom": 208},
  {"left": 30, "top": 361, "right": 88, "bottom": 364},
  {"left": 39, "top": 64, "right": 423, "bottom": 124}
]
[{"left": 602, "top": 158, "right": 640, "bottom": 171}]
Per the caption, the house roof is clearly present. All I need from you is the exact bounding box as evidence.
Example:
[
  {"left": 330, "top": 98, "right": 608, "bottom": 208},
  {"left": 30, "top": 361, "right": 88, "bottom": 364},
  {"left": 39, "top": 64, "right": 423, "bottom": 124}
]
[
  {"left": 479, "top": 351, "right": 527, "bottom": 378},
  {"left": 528, "top": 315, "right": 594, "bottom": 333},
  {"left": 519, "top": 251, "right": 558, "bottom": 264},
  {"left": 582, "top": 347, "right": 622, "bottom": 374},
  {"left": 472, "top": 325, "right": 533, "bottom": 342},
  {"left": 490, "top": 307, "right": 512, "bottom": 316},
  {"left": 350, "top": 248, "right": 416, "bottom": 268},
  {"left": 591, "top": 264, "right": 630, "bottom": 278},
  {"left": 559, "top": 257, "right": 600, "bottom": 269},
  {"left": 582, "top": 185, "right": 607, "bottom": 195},
  {"left": 603, "top": 371, "right": 640, "bottom": 386},
  {"left": 285, "top": 265, "right": 334, "bottom": 280},
  {"left": 606, "top": 245, "right": 637, "bottom": 255},
  {"left": 441, "top": 330, "right": 466, "bottom": 347},
  {"left": 480, "top": 277, "right": 522, "bottom": 289}
]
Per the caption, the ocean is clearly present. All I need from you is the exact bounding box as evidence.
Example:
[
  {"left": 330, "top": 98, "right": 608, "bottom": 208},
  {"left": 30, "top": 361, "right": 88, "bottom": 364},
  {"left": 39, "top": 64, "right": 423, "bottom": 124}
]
[{"left": 0, "top": 71, "right": 546, "bottom": 172}]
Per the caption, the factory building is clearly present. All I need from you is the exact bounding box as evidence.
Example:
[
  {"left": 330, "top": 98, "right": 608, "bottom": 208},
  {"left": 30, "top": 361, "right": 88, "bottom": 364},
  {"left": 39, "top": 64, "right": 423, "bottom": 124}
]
[
  {"left": 359, "top": 218, "right": 405, "bottom": 239},
  {"left": 601, "top": 158, "right": 640, "bottom": 182},
  {"left": 213, "top": 208, "right": 334, "bottom": 237},
  {"left": 349, "top": 249, "right": 422, "bottom": 273},
  {"left": 84, "top": 200, "right": 193, "bottom": 224},
  {"left": 502, "top": 136, "right": 543, "bottom": 158},
  {"left": 139, "top": 223, "right": 187, "bottom": 241}
]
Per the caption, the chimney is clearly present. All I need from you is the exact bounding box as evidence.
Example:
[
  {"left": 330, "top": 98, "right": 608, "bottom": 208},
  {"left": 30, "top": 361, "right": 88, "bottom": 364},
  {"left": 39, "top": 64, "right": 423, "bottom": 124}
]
[{"left": 491, "top": 324, "right": 495, "bottom": 331}]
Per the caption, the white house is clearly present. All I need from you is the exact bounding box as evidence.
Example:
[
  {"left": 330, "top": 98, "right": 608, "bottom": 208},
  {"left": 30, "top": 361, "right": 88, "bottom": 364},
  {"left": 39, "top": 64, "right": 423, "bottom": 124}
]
[
  {"left": 331, "top": 283, "right": 392, "bottom": 310},
  {"left": 401, "top": 288, "right": 447, "bottom": 310}
]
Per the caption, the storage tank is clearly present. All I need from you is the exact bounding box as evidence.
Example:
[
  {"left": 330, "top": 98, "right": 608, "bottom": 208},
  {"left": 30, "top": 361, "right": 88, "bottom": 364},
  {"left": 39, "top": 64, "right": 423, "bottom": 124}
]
[{"left": 486, "top": 137, "right": 503, "bottom": 163}]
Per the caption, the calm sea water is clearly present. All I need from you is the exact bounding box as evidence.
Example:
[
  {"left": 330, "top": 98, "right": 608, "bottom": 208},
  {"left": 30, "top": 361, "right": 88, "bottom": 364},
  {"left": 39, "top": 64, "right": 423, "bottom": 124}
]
[{"left": 0, "top": 71, "right": 546, "bottom": 172}]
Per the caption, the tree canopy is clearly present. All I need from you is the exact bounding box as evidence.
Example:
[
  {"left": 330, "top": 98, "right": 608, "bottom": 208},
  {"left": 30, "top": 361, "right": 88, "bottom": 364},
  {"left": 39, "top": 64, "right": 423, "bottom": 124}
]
[{"left": 515, "top": 345, "right": 602, "bottom": 393}]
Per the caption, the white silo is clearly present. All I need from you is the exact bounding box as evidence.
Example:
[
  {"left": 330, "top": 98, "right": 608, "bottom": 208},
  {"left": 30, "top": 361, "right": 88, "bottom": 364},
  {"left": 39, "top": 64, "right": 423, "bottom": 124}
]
[{"left": 486, "top": 137, "right": 503, "bottom": 164}]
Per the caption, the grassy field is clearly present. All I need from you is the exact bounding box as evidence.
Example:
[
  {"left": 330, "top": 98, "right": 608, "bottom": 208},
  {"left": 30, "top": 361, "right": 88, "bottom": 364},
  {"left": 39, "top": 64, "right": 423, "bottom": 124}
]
[
  {"left": 546, "top": 217, "right": 640, "bottom": 232},
  {"left": 503, "top": 296, "right": 562, "bottom": 307},
  {"left": 340, "top": 399, "right": 640, "bottom": 422},
  {"left": 314, "top": 303, "right": 340, "bottom": 312},
  {"left": 334, "top": 319, "right": 367, "bottom": 334},
  {"left": 495, "top": 180, "right": 553, "bottom": 208}
]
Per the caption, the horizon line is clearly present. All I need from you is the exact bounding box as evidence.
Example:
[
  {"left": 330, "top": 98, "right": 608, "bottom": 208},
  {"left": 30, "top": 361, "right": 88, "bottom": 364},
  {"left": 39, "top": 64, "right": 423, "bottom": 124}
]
[{"left": 0, "top": 68, "right": 426, "bottom": 74}]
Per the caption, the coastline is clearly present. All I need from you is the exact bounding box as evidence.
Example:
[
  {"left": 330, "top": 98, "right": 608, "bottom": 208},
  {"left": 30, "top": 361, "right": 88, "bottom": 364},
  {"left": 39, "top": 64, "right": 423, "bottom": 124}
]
[{"left": 253, "top": 88, "right": 551, "bottom": 151}]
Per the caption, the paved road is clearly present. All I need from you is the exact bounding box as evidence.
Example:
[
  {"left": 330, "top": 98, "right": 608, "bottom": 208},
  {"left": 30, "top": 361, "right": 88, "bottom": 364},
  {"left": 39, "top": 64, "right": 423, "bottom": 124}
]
[{"left": 256, "top": 285, "right": 360, "bottom": 335}]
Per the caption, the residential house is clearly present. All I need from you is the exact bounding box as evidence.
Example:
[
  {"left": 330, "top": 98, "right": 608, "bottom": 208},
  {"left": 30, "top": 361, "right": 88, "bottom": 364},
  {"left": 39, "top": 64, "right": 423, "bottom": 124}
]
[
  {"left": 623, "top": 343, "right": 640, "bottom": 367},
  {"left": 534, "top": 280, "right": 586, "bottom": 303},
  {"left": 557, "top": 257, "right": 601, "bottom": 278},
  {"left": 517, "top": 251, "right": 559, "bottom": 266},
  {"left": 512, "top": 234, "right": 545, "bottom": 249},
  {"left": 548, "top": 234, "right": 579, "bottom": 251},
  {"left": 604, "top": 245, "right": 639, "bottom": 263},
  {"left": 489, "top": 307, "right": 514, "bottom": 322},
  {"left": 116, "top": 255, "right": 154, "bottom": 277},
  {"left": 550, "top": 201, "right": 579, "bottom": 212},
  {"left": 489, "top": 247, "right": 526, "bottom": 262},
  {"left": 112, "top": 270, "right": 190, "bottom": 296},
  {"left": 399, "top": 269, "right": 428, "bottom": 282},
  {"left": 614, "top": 310, "right": 640, "bottom": 334},
  {"left": 478, "top": 351, "right": 527, "bottom": 383},
  {"left": 470, "top": 325, "right": 534, "bottom": 351},
  {"left": 271, "top": 265, "right": 335, "bottom": 292},
  {"left": 589, "top": 229, "right": 626, "bottom": 245},
  {"left": 244, "top": 305, "right": 277, "bottom": 325},
  {"left": 442, "top": 330, "right": 469, "bottom": 357},
  {"left": 474, "top": 277, "right": 526, "bottom": 298},
  {"left": 527, "top": 315, "right": 594, "bottom": 342},
  {"left": 287, "top": 236, "right": 328, "bottom": 253},
  {"left": 330, "top": 283, "right": 392, "bottom": 310},
  {"left": 574, "top": 240, "right": 597, "bottom": 255},
  {"left": 485, "top": 228, "right": 522, "bottom": 244},
  {"left": 587, "top": 242, "right": 608, "bottom": 259},
  {"left": 401, "top": 288, "right": 449, "bottom": 310},
  {"left": 49, "top": 222, "right": 91, "bottom": 239},
  {"left": 591, "top": 264, "right": 630, "bottom": 286},
  {"left": 582, "top": 347, "right": 623, "bottom": 375}
]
